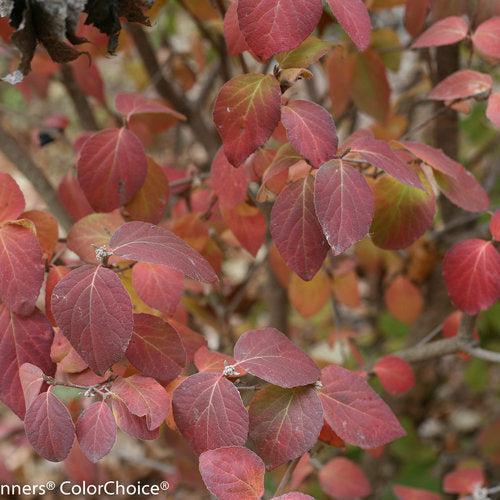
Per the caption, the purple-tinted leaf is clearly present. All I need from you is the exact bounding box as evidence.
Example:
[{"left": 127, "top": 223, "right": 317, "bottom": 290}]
[
  {"left": 233, "top": 328, "right": 320, "bottom": 388},
  {"left": 211, "top": 147, "right": 248, "bottom": 209},
  {"left": 411, "top": 16, "right": 469, "bottom": 48},
  {"left": 327, "top": 0, "right": 371, "bottom": 50},
  {"left": 19, "top": 363, "right": 45, "bottom": 410},
  {"left": 428, "top": 70, "right": 492, "bottom": 101},
  {"left": 224, "top": 0, "right": 249, "bottom": 55},
  {"left": 51, "top": 265, "right": 133, "bottom": 375},
  {"left": 0, "top": 173, "right": 25, "bottom": 223},
  {"left": 281, "top": 100, "right": 338, "bottom": 168},
  {"left": 199, "top": 446, "right": 265, "bottom": 500},
  {"left": 249, "top": 385, "right": 323, "bottom": 469},
  {"left": 319, "top": 364, "right": 405, "bottom": 448},
  {"left": 111, "top": 375, "right": 170, "bottom": 431},
  {"left": 0, "top": 306, "right": 55, "bottom": 418},
  {"left": 126, "top": 314, "right": 186, "bottom": 383},
  {"left": 111, "top": 398, "right": 159, "bottom": 440},
  {"left": 109, "top": 221, "right": 217, "bottom": 283},
  {"left": 172, "top": 372, "right": 249, "bottom": 454},
  {"left": 270, "top": 176, "right": 329, "bottom": 281},
  {"left": 76, "top": 402, "right": 116, "bottom": 462},
  {"left": 314, "top": 159, "right": 374, "bottom": 254},
  {"left": 24, "top": 389, "right": 75, "bottom": 462},
  {"left": 471, "top": 17, "right": 500, "bottom": 61}
]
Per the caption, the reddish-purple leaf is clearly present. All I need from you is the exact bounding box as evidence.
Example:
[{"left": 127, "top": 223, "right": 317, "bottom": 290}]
[
  {"left": 428, "top": 70, "right": 492, "bottom": 101},
  {"left": 319, "top": 457, "right": 371, "bottom": 499},
  {"left": 281, "top": 100, "right": 338, "bottom": 168},
  {"left": 45, "top": 266, "right": 71, "bottom": 326},
  {"left": 248, "top": 385, "right": 323, "bottom": 469},
  {"left": 111, "top": 375, "right": 169, "bottom": 431},
  {"left": 373, "top": 356, "right": 415, "bottom": 396},
  {"left": 111, "top": 398, "right": 159, "bottom": 440},
  {"left": 199, "top": 446, "right": 265, "bottom": 500},
  {"left": 393, "top": 484, "right": 441, "bottom": 500},
  {"left": 0, "top": 173, "right": 25, "bottom": 223},
  {"left": 411, "top": 16, "right": 469, "bottom": 48},
  {"left": 24, "top": 389, "right": 75, "bottom": 462},
  {"left": 109, "top": 221, "right": 217, "bottom": 283},
  {"left": 194, "top": 346, "right": 242, "bottom": 375},
  {"left": 213, "top": 74, "right": 281, "bottom": 166},
  {"left": 443, "top": 239, "right": 500, "bottom": 315},
  {"left": 19, "top": 363, "right": 45, "bottom": 410},
  {"left": 131, "top": 262, "right": 184, "bottom": 315},
  {"left": 237, "top": 0, "right": 323, "bottom": 61},
  {"left": 270, "top": 175, "right": 329, "bottom": 281},
  {"left": 77, "top": 128, "right": 147, "bottom": 212},
  {"left": 211, "top": 148, "right": 248, "bottom": 209},
  {"left": 67, "top": 211, "right": 124, "bottom": 264},
  {"left": 57, "top": 172, "right": 93, "bottom": 222},
  {"left": 486, "top": 92, "right": 500, "bottom": 127},
  {"left": 314, "top": 159, "right": 374, "bottom": 254},
  {"left": 0, "top": 221, "right": 44, "bottom": 316},
  {"left": 370, "top": 174, "right": 436, "bottom": 250},
  {"left": 347, "top": 134, "right": 422, "bottom": 188},
  {"left": 319, "top": 364, "right": 405, "bottom": 448},
  {"left": 76, "top": 402, "right": 116, "bottom": 462},
  {"left": 472, "top": 17, "right": 500, "bottom": 61},
  {"left": 327, "top": 0, "right": 372, "bottom": 51},
  {"left": 233, "top": 328, "right": 320, "bottom": 388},
  {"left": 126, "top": 314, "right": 186, "bottom": 383},
  {"left": 224, "top": 0, "right": 249, "bottom": 55},
  {"left": 404, "top": 0, "right": 430, "bottom": 37},
  {"left": 443, "top": 468, "right": 485, "bottom": 494},
  {"left": 0, "top": 306, "right": 54, "bottom": 418},
  {"left": 172, "top": 372, "right": 249, "bottom": 454},
  {"left": 51, "top": 265, "right": 134, "bottom": 375},
  {"left": 490, "top": 210, "right": 500, "bottom": 241}
]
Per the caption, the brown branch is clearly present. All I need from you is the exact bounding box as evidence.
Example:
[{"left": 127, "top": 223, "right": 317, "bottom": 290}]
[
  {"left": 60, "top": 63, "right": 99, "bottom": 131},
  {"left": 273, "top": 457, "right": 300, "bottom": 497},
  {"left": 126, "top": 23, "right": 219, "bottom": 158},
  {"left": 0, "top": 122, "right": 73, "bottom": 231}
]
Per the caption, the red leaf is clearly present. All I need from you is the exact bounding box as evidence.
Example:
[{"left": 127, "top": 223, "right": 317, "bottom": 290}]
[
  {"left": 248, "top": 385, "right": 323, "bottom": 469},
  {"left": 0, "top": 221, "right": 44, "bottom": 316},
  {"left": 124, "top": 157, "right": 170, "bottom": 224},
  {"left": 109, "top": 221, "right": 217, "bottom": 283},
  {"left": 373, "top": 355, "right": 415, "bottom": 396},
  {"left": 24, "top": 389, "right": 75, "bottom": 462},
  {"left": 327, "top": 0, "right": 372, "bottom": 51},
  {"left": 224, "top": 0, "right": 249, "bottom": 55},
  {"left": 0, "top": 306, "right": 55, "bottom": 414},
  {"left": 384, "top": 276, "right": 424, "bottom": 324},
  {"left": 71, "top": 57, "right": 105, "bottom": 103},
  {"left": 326, "top": 47, "right": 356, "bottom": 118},
  {"left": 428, "top": 70, "right": 492, "bottom": 101},
  {"left": 399, "top": 141, "right": 461, "bottom": 178},
  {"left": 20, "top": 210, "right": 58, "bottom": 260},
  {"left": 394, "top": 484, "right": 441, "bottom": 500},
  {"left": 472, "top": 17, "right": 500, "bottom": 61},
  {"left": 319, "top": 457, "right": 371, "bottom": 499},
  {"left": 115, "top": 92, "right": 186, "bottom": 129},
  {"left": 67, "top": 211, "right": 124, "bottom": 264},
  {"left": 111, "top": 375, "right": 170, "bottom": 431},
  {"left": 57, "top": 172, "right": 93, "bottom": 222},
  {"left": 172, "top": 372, "right": 249, "bottom": 454},
  {"left": 347, "top": 134, "right": 422, "bottom": 188},
  {"left": 443, "top": 239, "right": 500, "bottom": 315},
  {"left": 490, "top": 209, "right": 500, "bottom": 241},
  {"left": 77, "top": 128, "right": 148, "bottom": 212},
  {"left": 111, "top": 398, "right": 159, "bottom": 440},
  {"left": 411, "top": 16, "right": 469, "bottom": 48},
  {"left": 45, "top": 266, "right": 70, "bottom": 325},
  {"left": 168, "top": 319, "right": 207, "bottom": 362},
  {"left": 281, "top": 100, "right": 338, "bottom": 168},
  {"left": 213, "top": 74, "right": 282, "bottom": 166},
  {"left": 199, "top": 446, "right": 265, "bottom": 500},
  {"left": 131, "top": 262, "right": 184, "bottom": 315},
  {"left": 443, "top": 467, "right": 485, "bottom": 494},
  {"left": 233, "top": 327, "right": 320, "bottom": 388},
  {"left": 270, "top": 175, "right": 329, "bottom": 281},
  {"left": 404, "top": 0, "right": 430, "bottom": 37},
  {"left": 51, "top": 265, "right": 134, "bottom": 375},
  {"left": 126, "top": 314, "right": 186, "bottom": 383},
  {"left": 76, "top": 402, "right": 116, "bottom": 462},
  {"left": 319, "top": 364, "right": 405, "bottom": 448},
  {"left": 0, "top": 173, "right": 25, "bottom": 223},
  {"left": 486, "top": 92, "right": 500, "bottom": 127},
  {"left": 194, "top": 346, "right": 241, "bottom": 375},
  {"left": 19, "top": 363, "right": 45, "bottom": 410},
  {"left": 273, "top": 495, "right": 314, "bottom": 500},
  {"left": 211, "top": 148, "right": 248, "bottom": 209},
  {"left": 314, "top": 160, "right": 374, "bottom": 254},
  {"left": 237, "top": 0, "right": 322, "bottom": 61}
]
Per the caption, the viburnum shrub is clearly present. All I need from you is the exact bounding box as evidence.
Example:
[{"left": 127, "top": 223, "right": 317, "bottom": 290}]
[{"left": 0, "top": 0, "right": 499, "bottom": 498}]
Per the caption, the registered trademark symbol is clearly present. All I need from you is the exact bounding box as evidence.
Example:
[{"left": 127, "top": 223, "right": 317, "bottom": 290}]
[
  {"left": 160, "top": 481, "right": 169, "bottom": 491},
  {"left": 46, "top": 481, "right": 56, "bottom": 491}
]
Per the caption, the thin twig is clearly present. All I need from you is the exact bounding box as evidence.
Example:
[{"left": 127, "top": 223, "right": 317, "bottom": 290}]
[{"left": 273, "top": 457, "right": 300, "bottom": 498}]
